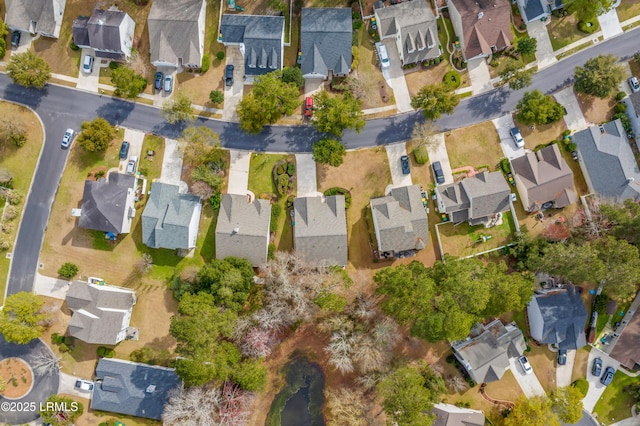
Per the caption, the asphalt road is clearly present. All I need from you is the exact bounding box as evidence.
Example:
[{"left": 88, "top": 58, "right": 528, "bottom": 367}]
[{"left": 1, "top": 26, "right": 639, "bottom": 295}]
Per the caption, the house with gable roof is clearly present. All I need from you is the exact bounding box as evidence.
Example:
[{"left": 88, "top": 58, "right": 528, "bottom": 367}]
[
  {"left": 431, "top": 403, "right": 485, "bottom": 426},
  {"left": 77, "top": 172, "right": 136, "bottom": 235},
  {"left": 72, "top": 8, "right": 135, "bottom": 61},
  {"left": 300, "top": 8, "right": 352, "bottom": 80},
  {"left": 5, "top": 0, "right": 66, "bottom": 39},
  {"left": 516, "top": 0, "right": 564, "bottom": 24}
]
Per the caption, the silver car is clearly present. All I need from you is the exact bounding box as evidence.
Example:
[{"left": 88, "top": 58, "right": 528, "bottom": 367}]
[
  {"left": 61, "top": 128, "right": 74, "bottom": 148},
  {"left": 629, "top": 77, "right": 640, "bottom": 93},
  {"left": 519, "top": 355, "right": 533, "bottom": 375}
]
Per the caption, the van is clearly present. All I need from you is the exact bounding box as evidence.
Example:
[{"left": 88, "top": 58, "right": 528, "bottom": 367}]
[
  {"left": 83, "top": 55, "right": 94, "bottom": 73},
  {"left": 375, "top": 42, "right": 390, "bottom": 69}
]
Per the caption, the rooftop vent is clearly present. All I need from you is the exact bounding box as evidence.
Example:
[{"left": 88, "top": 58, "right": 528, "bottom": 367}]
[
  {"left": 599, "top": 125, "right": 605, "bottom": 133},
  {"left": 232, "top": 227, "right": 239, "bottom": 234},
  {"left": 478, "top": 11, "right": 484, "bottom": 19},
  {"left": 628, "top": 178, "right": 635, "bottom": 183},
  {"left": 146, "top": 385, "right": 156, "bottom": 393}
]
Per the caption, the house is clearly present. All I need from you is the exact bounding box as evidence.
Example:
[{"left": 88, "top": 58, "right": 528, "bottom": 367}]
[
  {"left": 5, "top": 0, "right": 66, "bottom": 39},
  {"left": 447, "top": 0, "right": 513, "bottom": 61},
  {"left": 141, "top": 182, "right": 201, "bottom": 251},
  {"left": 91, "top": 358, "right": 180, "bottom": 420},
  {"left": 435, "top": 171, "right": 511, "bottom": 226},
  {"left": 215, "top": 194, "right": 271, "bottom": 267},
  {"left": 516, "top": 0, "right": 564, "bottom": 24},
  {"left": 300, "top": 8, "right": 352, "bottom": 80},
  {"left": 574, "top": 120, "right": 640, "bottom": 203},
  {"left": 511, "top": 144, "right": 577, "bottom": 212},
  {"left": 77, "top": 173, "right": 136, "bottom": 235},
  {"left": 219, "top": 14, "right": 285, "bottom": 80},
  {"left": 527, "top": 285, "right": 588, "bottom": 350},
  {"left": 610, "top": 294, "right": 640, "bottom": 371},
  {"left": 65, "top": 280, "right": 136, "bottom": 345},
  {"left": 148, "top": 0, "right": 206, "bottom": 69},
  {"left": 72, "top": 8, "right": 135, "bottom": 61},
  {"left": 431, "top": 403, "right": 485, "bottom": 426},
  {"left": 293, "top": 195, "right": 348, "bottom": 267},
  {"left": 451, "top": 319, "right": 527, "bottom": 384},
  {"left": 370, "top": 185, "right": 429, "bottom": 256},
  {"left": 374, "top": 0, "right": 441, "bottom": 66}
]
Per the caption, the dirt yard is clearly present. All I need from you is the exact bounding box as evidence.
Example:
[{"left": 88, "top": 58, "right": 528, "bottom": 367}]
[
  {"left": 445, "top": 122, "right": 503, "bottom": 170},
  {"left": 355, "top": 26, "right": 394, "bottom": 109},
  {"left": 0, "top": 358, "right": 32, "bottom": 399},
  {"left": 576, "top": 92, "right": 616, "bottom": 125},
  {"left": 514, "top": 115, "right": 568, "bottom": 150},
  {"left": 405, "top": 63, "right": 469, "bottom": 98}
]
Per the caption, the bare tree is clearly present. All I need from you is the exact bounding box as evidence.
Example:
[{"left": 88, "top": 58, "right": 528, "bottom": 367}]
[
  {"left": 30, "top": 351, "right": 61, "bottom": 377},
  {"left": 326, "top": 330, "right": 355, "bottom": 374},
  {"left": 136, "top": 253, "right": 154, "bottom": 274},
  {"left": 191, "top": 180, "right": 215, "bottom": 200},
  {"left": 236, "top": 326, "right": 276, "bottom": 358},
  {"left": 353, "top": 335, "right": 386, "bottom": 374},
  {"left": 446, "top": 375, "right": 469, "bottom": 393},
  {"left": 325, "top": 387, "right": 368, "bottom": 426},
  {"left": 354, "top": 372, "right": 383, "bottom": 390},
  {"left": 411, "top": 121, "right": 440, "bottom": 150},
  {"left": 348, "top": 295, "right": 376, "bottom": 322}
]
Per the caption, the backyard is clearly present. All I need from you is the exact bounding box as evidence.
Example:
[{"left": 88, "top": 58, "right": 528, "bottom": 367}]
[
  {"left": 437, "top": 211, "right": 517, "bottom": 258},
  {"left": 445, "top": 122, "right": 503, "bottom": 170},
  {"left": 594, "top": 372, "right": 640, "bottom": 425}
]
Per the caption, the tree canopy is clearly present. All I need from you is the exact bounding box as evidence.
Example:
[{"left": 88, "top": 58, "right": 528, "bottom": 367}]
[
  {"left": 516, "top": 90, "right": 565, "bottom": 125},
  {"left": 39, "top": 395, "right": 83, "bottom": 426},
  {"left": 552, "top": 385, "right": 584, "bottom": 424},
  {"left": 574, "top": 54, "right": 625, "bottom": 99},
  {"left": 312, "top": 138, "right": 347, "bottom": 167},
  {"left": 499, "top": 59, "right": 533, "bottom": 91},
  {"left": 311, "top": 91, "right": 365, "bottom": 137},
  {"left": 566, "top": 0, "right": 612, "bottom": 21},
  {"left": 162, "top": 92, "right": 195, "bottom": 124},
  {"left": 281, "top": 67, "right": 304, "bottom": 89},
  {"left": 600, "top": 199, "right": 640, "bottom": 247},
  {"left": 76, "top": 117, "right": 115, "bottom": 152},
  {"left": 111, "top": 67, "right": 147, "bottom": 98},
  {"left": 0, "top": 292, "right": 50, "bottom": 344},
  {"left": 411, "top": 84, "right": 460, "bottom": 120},
  {"left": 515, "top": 37, "right": 537, "bottom": 56},
  {"left": 505, "top": 396, "right": 560, "bottom": 426},
  {"left": 7, "top": 51, "right": 51, "bottom": 89}
]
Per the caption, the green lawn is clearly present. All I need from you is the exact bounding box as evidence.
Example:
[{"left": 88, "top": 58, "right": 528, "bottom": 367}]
[
  {"left": 445, "top": 121, "right": 503, "bottom": 170},
  {"left": 437, "top": 16, "right": 455, "bottom": 59},
  {"left": 547, "top": 13, "right": 587, "bottom": 51},
  {"left": 438, "top": 211, "right": 517, "bottom": 258},
  {"left": 594, "top": 372, "right": 640, "bottom": 425},
  {"left": 139, "top": 134, "right": 165, "bottom": 182},
  {"left": 248, "top": 153, "right": 290, "bottom": 196},
  {"left": 616, "top": 0, "right": 640, "bottom": 22}
]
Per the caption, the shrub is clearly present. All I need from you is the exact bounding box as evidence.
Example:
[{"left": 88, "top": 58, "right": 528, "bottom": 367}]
[
  {"left": 434, "top": 58, "right": 440, "bottom": 65},
  {"left": 268, "top": 243, "right": 276, "bottom": 260},
  {"left": 443, "top": 70, "right": 461, "bottom": 90},
  {"left": 572, "top": 378, "right": 589, "bottom": 397},
  {"left": 567, "top": 142, "right": 577, "bottom": 152},
  {"left": 210, "top": 191, "right": 221, "bottom": 210},
  {"left": 594, "top": 294, "right": 610, "bottom": 315},
  {"left": 314, "top": 291, "right": 347, "bottom": 312},
  {"left": 286, "top": 162, "right": 295, "bottom": 176},
  {"left": 201, "top": 54, "right": 210, "bottom": 73},
  {"left": 2, "top": 205, "right": 18, "bottom": 221},
  {"left": 70, "top": 42, "right": 80, "bottom": 51},
  {"left": 6, "top": 190, "right": 21, "bottom": 205},
  {"left": 216, "top": 51, "right": 225, "bottom": 61},
  {"left": 413, "top": 144, "right": 429, "bottom": 164},
  {"left": 105, "top": 348, "right": 115, "bottom": 358},
  {"left": 500, "top": 158, "right": 511, "bottom": 173},
  {"left": 108, "top": 61, "right": 120, "bottom": 70},
  {"left": 563, "top": 129, "right": 571, "bottom": 137},
  {"left": 209, "top": 90, "right": 224, "bottom": 105},
  {"left": 286, "top": 194, "right": 296, "bottom": 208},
  {"left": 58, "top": 343, "right": 70, "bottom": 353},
  {"left": 277, "top": 174, "right": 289, "bottom": 196},
  {"left": 578, "top": 20, "right": 599, "bottom": 34},
  {"left": 130, "top": 347, "right": 154, "bottom": 364},
  {"left": 352, "top": 30, "right": 359, "bottom": 46},
  {"left": 323, "top": 187, "right": 352, "bottom": 208},
  {"left": 97, "top": 347, "right": 107, "bottom": 357},
  {"left": 613, "top": 112, "right": 632, "bottom": 133},
  {"left": 276, "top": 165, "right": 285, "bottom": 175},
  {"left": 614, "top": 103, "right": 627, "bottom": 113},
  {"left": 615, "top": 91, "right": 627, "bottom": 101},
  {"left": 353, "top": 20, "right": 362, "bottom": 30},
  {"left": 58, "top": 262, "right": 79, "bottom": 279},
  {"left": 519, "top": 23, "right": 526, "bottom": 30},
  {"left": 270, "top": 203, "right": 282, "bottom": 232}
]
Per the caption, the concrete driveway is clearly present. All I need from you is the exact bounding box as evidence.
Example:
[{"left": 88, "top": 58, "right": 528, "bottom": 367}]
[
  {"left": 556, "top": 349, "right": 576, "bottom": 387},
  {"left": 223, "top": 46, "right": 245, "bottom": 121},
  {"left": 555, "top": 87, "right": 589, "bottom": 132},
  {"left": 427, "top": 133, "right": 454, "bottom": 185},
  {"left": 304, "top": 78, "right": 324, "bottom": 98},
  {"left": 527, "top": 20, "right": 558, "bottom": 70},
  {"left": 295, "top": 153, "right": 320, "bottom": 196},
  {"left": 158, "top": 138, "right": 188, "bottom": 192},
  {"left": 152, "top": 67, "right": 176, "bottom": 106},
  {"left": 59, "top": 372, "right": 94, "bottom": 399},
  {"left": 383, "top": 40, "right": 412, "bottom": 113},
  {"left": 583, "top": 348, "right": 620, "bottom": 412},
  {"left": 385, "top": 142, "right": 413, "bottom": 188},
  {"left": 467, "top": 58, "right": 493, "bottom": 95},
  {"left": 33, "top": 273, "right": 70, "bottom": 299},
  {"left": 598, "top": 9, "right": 623, "bottom": 39},
  {"left": 492, "top": 114, "right": 526, "bottom": 160},
  {"left": 509, "top": 356, "right": 546, "bottom": 398},
  {"left": 120, "top": 128, "right": 145, "bottom": 173},
  {"left": 227, "top": 149, "right": 252, "bottom": 195},
  {"left": 10, "top": 31, "right": 33, "bottom": 55},
  {"left": 76, "top": 48, "right": 100, "bottom": 92}
]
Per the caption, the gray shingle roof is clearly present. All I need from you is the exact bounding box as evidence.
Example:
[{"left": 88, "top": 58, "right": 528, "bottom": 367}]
[
  {"left": 5, "top": 0, "right": 65, "bottom": 37},
  {"left": 511, "top": 144, "right": 577, "bottom": 211},
  {"left": 66, "top": 281, "right": 136, "bottom": 345},
  {"left": 216, "top": 194, "right": 271, "bottom": 267},
  {"left": 431, "top": 403, "right": 485, "bottom": 426},
  {"left": 142, "top": 182, "right": 201, "bottom": 250},
  {"left": 220, "top": 14, "right": 284, "bottom": 77},
  {"left": 370, "top": 185, "right": 429, "bottom": 253},
  {"left": 78, "top": 173, "right": 136, "bottom": 235},
  {"left": 72, "top": 9, "right": 131, "bottom": 59},
  {"left": 452, "top": 319, "right": 526, "bottom": 384},
  {"left": 293, "top": 195, "right": 348, "bottom": 266},
  {"left": 374, "top": 0, "right": 440, "bottom": 65},
  {"left": 574, "top": 120, "right": 640, "bottom": 203},
  {"left": 300, "top": 8, "right": 352, "bottom": 78},
  {"left": 519, "top": 0, "right": 545, "bottom": 22},
  {"left": 91, "top": 358, "right": 180, "bottom": 420},
  {"left": 527, "top": 286, "right": 588, "bottom": 350},
  {"left": 148, "top": 0, "right": 206, "bottom": 67}
]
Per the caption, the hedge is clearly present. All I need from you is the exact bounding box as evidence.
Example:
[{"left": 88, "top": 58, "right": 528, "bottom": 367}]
[
  {"left": 572, "top": 378, "right": 589, "bottom": 397},
  {"left": 578, "top": 20, "right": 599, "bottom": 34},
  {"left": 201, "top": 54, "right": 210, "bottom": 73},
  {"left": 443, "top": 70, "right": 461, "bottom": 90},
  {"left": 270, "top": 203, "right": 282, "bottom": 232},
  {"left": 323, "top": 187, "right": 352, "bottom": 208}
]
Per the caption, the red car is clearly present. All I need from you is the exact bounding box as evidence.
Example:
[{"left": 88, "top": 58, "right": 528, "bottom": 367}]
[{"left": 304, "top": 97, "right": 313, "bottom": 119}]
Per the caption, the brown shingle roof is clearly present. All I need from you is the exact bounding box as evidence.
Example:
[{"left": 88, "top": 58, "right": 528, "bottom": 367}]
[
  {"left": 610, "top": 309, "right": 640, "bottom": 370},
  {"left": 451, "top": 0, "right": 513, "bottom": 60}
]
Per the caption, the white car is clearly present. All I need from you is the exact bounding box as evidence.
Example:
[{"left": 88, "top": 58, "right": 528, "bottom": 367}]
[
  {"left": 75, "top": 379, "right": 94, "bottom": 391},
  {"left": 375, "top": 42, "right": 390, "bottom": 69},
  {"left": 126, "top": 156, "right": 138, "bottom": 174},
  {"left": 61, "top": 128, "right": 74, "bottom": 148},
  {"left": 629, "top": 77, "right": 640, "bottom": 93},
  {"left": 82, "top": 55, "right": 94, "bottom": 73},
  {"left": 519, "top": 355, "right": 533, "bottom": 375},
  {"left": 510, "top": 127, "right": 525, "bottom": 148}
]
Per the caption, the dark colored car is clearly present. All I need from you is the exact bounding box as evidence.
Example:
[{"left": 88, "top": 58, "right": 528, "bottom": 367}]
[
  {"left": 592, "top": 357, "right": 602, "bottom": 377},
  {"left": 119, "top": 141, "right": 130, "bottom": 160},
  {"left": 557, "top": 349, "right": 567, "bottom": 366},
  {"left": 154, "top": 72, "right": 164, "bottom": 91},
  {"left": 304, "top": 96, "right": 313, "bottom": 119},
  {"left": 401, "top": 155, "right": 410, "bottom": 175},
  {"left": 432, "top": 161, "right": 445, "bottom": 184},
  {"left": 11, "top": 31, "right": 20, "bottom": 48},
  {"left": 225, "top": 64, "right": 234, "bottom": 86},
  {"left": 600, "top": 366, "right": 615, "bottom": 386}
]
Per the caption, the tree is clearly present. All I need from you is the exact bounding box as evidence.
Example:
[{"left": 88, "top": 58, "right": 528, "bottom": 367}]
[
  {"left": 325, "top": 387, "right": 369, "bottom": 426},
  {"left": 7, "top": 50, "right": 51, "bottom": 89},
  {"left": 281, "top": 66, "right": 304, "bottom": 89},
  {"left": 136, "top": 253, "right": 153, "bottom": 274},
  {"left": 499, "top": 59, "right": 534, "bottom": 90},
  {"left": 0, "top": 20, "right": 8, "bottom": 58},
  {"left": 0, "top": 119, "right": 27, "bottom": 147},
  {"left": 516, "top": 36, "right": 537, "bottom": 56},
  {"left": 516, "top": 90, "right": 565, "bottom": 125},
  {"left": 312, "top": 138, "right": 346, "bottom": 167},
  {"left": 57, "top": 262, "right": 78, "bottom": 279},
  {"left": 505, "top": 396, "right": 560, "bottom": 426},
  {"left": 0, "top": 168, "right": 13, "bottom": 187},
  {"left": 237, "top": 71, "right": 300, "bottom": 134},
  {"left": 595, "top": 237, "right": 640, "bottom": 302},
  {"left": 196, "top": 257, "right": 255, "bottom": 311},
  {"left": 110, "top": 66, "right": 147, "bottom": 98},
  {"left": 600, "top": 199, "right": 640, "bottom": 246},
  {"left": 0, "top": 292, "right": 50, "bottom": 344},
  {"left": 623, "top": 383, "right": 640, "bottom": 411},
  {"left": 411, "top": 121, "right": 440, "bottom": 151},
  {"left": 181, "top": 126, "right": 224, "bottom": 169},
  {"left": 552, "top": 385, "right": 583, "bottom": 424},
  {"left": 209, "top": 90, "right": 224, "bottom": 105},
  {"left": 574, "top": 54, "right": 625, "bottom": 99},
  {"left": 163, "top": 92, "right": 195, "bottom": 124},
  {"left": 311, "top": 91, "right": 365, "bottom": 137},
  {"left": 232, "top": 358, "right": 267, "bottom": 391},
  {"left": 411, "top": 83, "right": 460, "bottom": 120},
  {"left": 76, "top": 117, "right": 115, "bottom": 152},
  {"left": 566, "top": 0, "right": 612, "bottom": 21},
  {"left": 39, "top": 395, "right": 83, "bottom": 426},
  {"left": 533, "top": 242, "right": 604, "bottom": 284}
]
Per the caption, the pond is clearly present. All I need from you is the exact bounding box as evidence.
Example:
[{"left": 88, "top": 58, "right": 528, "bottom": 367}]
[{"left": 267, "top": 356, "right": 325, "bottom": 426}]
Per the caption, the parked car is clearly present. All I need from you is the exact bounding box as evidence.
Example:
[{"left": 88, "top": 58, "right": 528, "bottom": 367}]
[
  {"left": 126, "top": 156, "right": 138, "bottom": 174},
  {"left": 375, "top": 42, "right": 390, "bottom": 69},
  {"left": 557, "top": 349, "right": 567, "bottom": 366},
  {"left": 401, "top": 155, "right": 410, "bottom": 175},
  {"left": 592, "top": 357, "right": 602, "bottom": 377},
  {"left": 519, "top": 355, "right": 533, "bottom": 374},
  {"left": 154, "top": 72, "right": 164, "bottom": 91},
  {"left": 10, "top": 31, "right": 20, "bottom": 48},
  {"left": 629, "top": 76, "right": 640, "bottom": 93},
  {"left": 600, "top": 366, "right": 615, "bottom": 385},
  {"left": 164, "top": 75, "right": 173, "bottom": 93},
  {"left": 75, "top": 380, "right": 94, "bottom": 391},
  {"left": 119, "top": 141, "right": 130, "bottom": 160},
  {"left": 432, "top": 161, "right": 445, "bottom": 184},
  {"left": 510, "top": 127, "right": 525, "bottom": 148},
  {"left": 304, "top": 96, "right": 313, "bottom": 119},
  {"left": 83, "top": 55, "right": 94, "bottom": 73},
  {"left": 61, "top": 129, "right": 74, "bottom": 148},
  {"left": 225, "top": 64, "right": 234, "bottom": 86}
]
